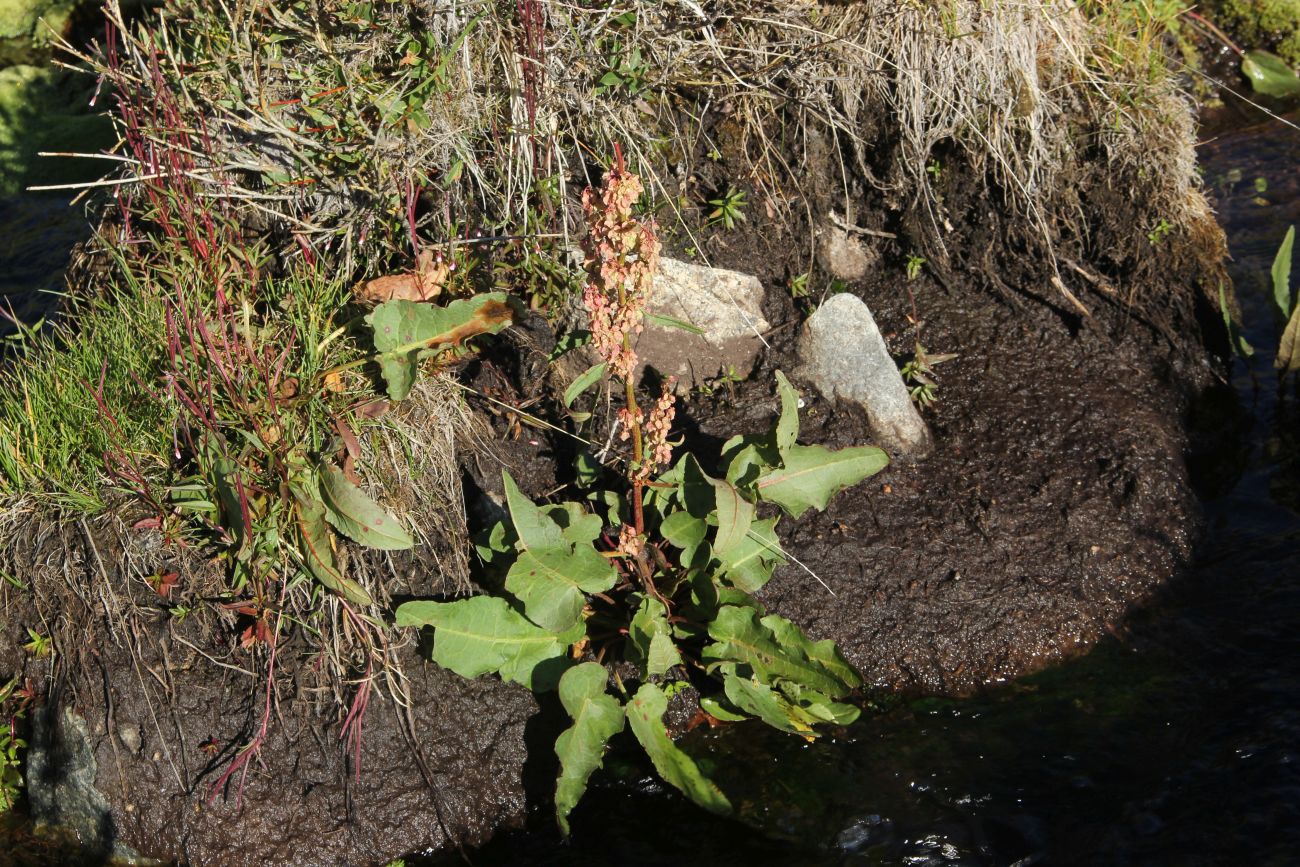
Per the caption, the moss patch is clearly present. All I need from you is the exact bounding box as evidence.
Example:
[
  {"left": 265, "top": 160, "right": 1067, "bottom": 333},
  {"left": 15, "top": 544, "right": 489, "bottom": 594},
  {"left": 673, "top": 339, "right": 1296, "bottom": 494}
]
[
  {"left": 1214, "top": 0, "right": 1300, "bottom": 66},
  {"left": 0, "top": 0, "right": 76, "bottom": 65},
  {"left": 0, "top": 65, "right": 111, "bottom": 195}
]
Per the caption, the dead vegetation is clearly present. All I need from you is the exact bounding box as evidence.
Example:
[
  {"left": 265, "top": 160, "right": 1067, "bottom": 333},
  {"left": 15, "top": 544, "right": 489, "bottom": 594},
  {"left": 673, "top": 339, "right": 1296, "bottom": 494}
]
[{"left": 56, "top": 1, "right": 1208, "bottom": 277}]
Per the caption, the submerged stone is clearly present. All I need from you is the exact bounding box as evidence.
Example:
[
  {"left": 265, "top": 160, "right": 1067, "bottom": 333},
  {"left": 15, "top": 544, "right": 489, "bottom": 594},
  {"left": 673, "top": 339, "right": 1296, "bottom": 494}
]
[{"left": 795, "top": 292, "right": 932, "bottom": 456}]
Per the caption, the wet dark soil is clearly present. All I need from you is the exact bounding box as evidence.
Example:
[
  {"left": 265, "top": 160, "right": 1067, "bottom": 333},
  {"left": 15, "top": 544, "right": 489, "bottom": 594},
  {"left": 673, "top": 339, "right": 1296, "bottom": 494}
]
[
  {"left": 644, "top": 120, "right": 1229, "bottom": 695},
  {"left": 2, "top": 518, "right": 537, "bottom": 867}
]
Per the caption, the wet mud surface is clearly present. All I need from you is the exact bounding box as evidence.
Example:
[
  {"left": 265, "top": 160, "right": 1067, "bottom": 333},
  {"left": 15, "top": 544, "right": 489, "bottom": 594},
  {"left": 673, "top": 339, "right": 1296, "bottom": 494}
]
[
  {"left": 2, "top": 522, "right": 537, "bottom": 867},
  {"left": 690, "top": 270, "right": 1209, "bottom": 694}
]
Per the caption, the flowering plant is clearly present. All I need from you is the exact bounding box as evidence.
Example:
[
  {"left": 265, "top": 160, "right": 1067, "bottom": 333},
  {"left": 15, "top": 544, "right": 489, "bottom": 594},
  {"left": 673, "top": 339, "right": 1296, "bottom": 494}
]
[{"left": 395, "top": 155, "right": 890, "bottom": 833}]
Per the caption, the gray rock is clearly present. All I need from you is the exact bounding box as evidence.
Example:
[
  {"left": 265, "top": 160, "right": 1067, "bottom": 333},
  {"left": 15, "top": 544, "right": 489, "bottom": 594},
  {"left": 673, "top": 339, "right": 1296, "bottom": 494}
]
[
  {"left": 27, "top": 704, "right": 149, "bottom": 863},
  {"left": 635, "top": 257, "right": 770, "bottom": 389},
  {"left": 796, "top": 292, "right": 932, "bottom": 456}
]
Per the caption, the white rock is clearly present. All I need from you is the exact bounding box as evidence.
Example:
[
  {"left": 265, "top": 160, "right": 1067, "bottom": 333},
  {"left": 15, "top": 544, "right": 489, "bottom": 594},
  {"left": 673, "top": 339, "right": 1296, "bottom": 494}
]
[
  {"left": 796, "top": 293, "right": 932, "bottom": 456},
  {"left": 634, "top": 257, "right": 770, "bottom": 388}
]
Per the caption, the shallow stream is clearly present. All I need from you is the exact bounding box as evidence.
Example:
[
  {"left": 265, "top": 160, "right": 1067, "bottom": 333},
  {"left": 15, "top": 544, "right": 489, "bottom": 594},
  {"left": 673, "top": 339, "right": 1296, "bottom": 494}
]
[{"left": 2, "top": 68, "right": 1299, "bottom": 867}]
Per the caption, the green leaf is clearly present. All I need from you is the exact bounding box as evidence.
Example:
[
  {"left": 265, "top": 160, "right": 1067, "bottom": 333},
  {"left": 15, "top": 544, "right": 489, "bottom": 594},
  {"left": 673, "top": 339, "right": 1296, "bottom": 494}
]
[
  {"left": 564, "top": 362, "right": 607, "bottom": 408},
  {"left": 761, "top": 613, "right": 862, "bottom": 691},
  {"left": 319, "top": 465, "right": 414, "bottom": 550},
  {"left": 629, "top": 596, "right": 682, "bottom": 676},
  {"left": 773, "top": 370, "right": 801, "bottom": 454},
  {"left": 755, "top": 444, "right": 888, "bottom": 518},
  {"left": 721, "top": 666, "right": 815, "bottom": 735},
  {"left": 540, "top": 502, "right": 605, "bottom": 546},
  {"left": 626, "top": 683, "right": 731, "bottom": 815},
  {"left": 703, "top": 605, "right": 848, "bottom": 696},
  {"left": 554, "top": 663, "right": 625, "bottom": 836},
  {"left": 698, "top": 695, "right": 748, "bottom": 722},
  {"left": 660, "top": 509, "right": 707, "bottom": 565},
  {"left": 710, "top": 474, "right": 754, "bottom": 558},
  {"left": 1277, "top": 304, "right": 1300, "bottom": 374},
  {"left": 394, "top": 596, "right": 580, "bottom": 690},
  {"left": 660, "top": 509, "right": 707, "bottom": 550},
  {"left": 1272, "top": 225, "right": 1295, "bottom": 319},
  {"left": 773, "top": 680, "right": 861, "bottom": 727},
  {"left": 1218, "top": 282, "right": 1254, "bottom": 358},
  {"left": 724, "top": 442, "right": 773, "bottom": 488},
  {"left": 717, "top": 518, "right": 786, "bottom": 593},
  {"left": 1242, "top": 50, "right": 1300, "bottom": 99},
  {"left": 367, "top": 293, "right": 515, "bottom": 400},
  {"left": 644, "top": 311, "right": 706, "bottom": 335},
  {"left": 549, "top": 329, "right": 592, "bottom": 362},
  {"left": 502, "top": 473, "right": 617, "bottom": 632},
  {"left": 211, "top": 454, "right": 247, "bottom": 551},
  {"left": 290, "top": 477, "right": 374, "bottom": 607}
]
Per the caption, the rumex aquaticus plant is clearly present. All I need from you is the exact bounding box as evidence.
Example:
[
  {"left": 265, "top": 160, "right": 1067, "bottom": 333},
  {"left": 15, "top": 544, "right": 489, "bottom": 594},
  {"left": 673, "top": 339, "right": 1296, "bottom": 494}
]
[{"left": 395, "top": 156, "right": 890, "bottom": 833}]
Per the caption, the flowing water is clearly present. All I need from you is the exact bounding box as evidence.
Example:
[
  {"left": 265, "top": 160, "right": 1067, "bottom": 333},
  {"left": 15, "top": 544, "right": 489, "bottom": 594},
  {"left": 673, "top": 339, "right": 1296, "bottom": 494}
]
[{"left": 2, "top": 72, "right": 1299, "bottom": 867}]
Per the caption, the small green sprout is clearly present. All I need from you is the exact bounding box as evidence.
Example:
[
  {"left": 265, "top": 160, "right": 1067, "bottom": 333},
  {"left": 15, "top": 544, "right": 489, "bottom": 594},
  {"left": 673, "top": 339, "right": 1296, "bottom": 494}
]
[
  {"left": 707, "top": 186, "right": 747, "bottom": 230},
  {"left": 1147, "top": 219, "right": 1172, "bottom": 245},
  {"left": 905, "top": 254, "right": 927, "bottom": 281},
  {"left": 22, "top": 629, "right": 52, "bottom": 658},
  {"left": 788, "top": 272, "right": 810, "bottom": 299}
]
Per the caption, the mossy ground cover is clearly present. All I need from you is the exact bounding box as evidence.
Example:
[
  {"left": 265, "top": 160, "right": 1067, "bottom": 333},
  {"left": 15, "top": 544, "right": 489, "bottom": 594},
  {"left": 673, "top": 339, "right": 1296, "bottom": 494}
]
[{"left": 1212, "top": 0, "right": 1300, "bottom": 66}]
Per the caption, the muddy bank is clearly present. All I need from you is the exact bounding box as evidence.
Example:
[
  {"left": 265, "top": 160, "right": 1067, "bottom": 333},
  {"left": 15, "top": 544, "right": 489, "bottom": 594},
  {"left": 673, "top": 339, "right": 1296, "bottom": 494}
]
[{"left": 2, "top": 518, "right": 537, "bottom": 866}]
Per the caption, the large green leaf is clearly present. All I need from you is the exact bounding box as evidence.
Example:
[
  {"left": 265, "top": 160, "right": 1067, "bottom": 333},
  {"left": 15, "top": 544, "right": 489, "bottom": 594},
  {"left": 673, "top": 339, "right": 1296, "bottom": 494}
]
[
  {"left": 721, "top": 666, "right": 815, "bottom": 735},
  {"left": 710, "top": 474, "right": 754, "bottom": 558},
  {"left": 774, "top": 370, "right": 801, "bottom": 454},
  {"left": 501, "top": 473, "right": 617, "bottom": 632},
  {"left": 626, "top": 683, "right": 731, "bottom": 815},
  {"left": 755, "top": 443, "right": 888, "bottom": 518},
  {"left": 677, "top": 455, "right": 754, "bottom": 557},
  {"left": 1278, "top": 304, "right": 1300, "bottom": 374},
  {"left": 702, "top": 605, "right": 848, "bottom": 696},
  {"left": 540, "top": 502, "right": 604, "bottom": 546},
  {"left": 773, "top": 679, "right": 862, "bottom": 727},
  {"left": 554, "top": 663, "right": 625, "bottom": 835},
  {"left": 1272, "top": 225, "right": 1295, "bottom": 320},
  {"left": 761, "top": 613, "right": 862, "bottom": 691},
  {"left": 290, "top": 476, "right": 374, "bottom": 607},
  {"left": 1242, "top": 49, "right": 1300, "bottom": 99},
  {"left": 319, "top": 465, "right": 414, "bottom": 550},
  {"left": 629, "top": 596, "right": 682, "bottom": 676},
  {"left": 717, "top": 518, "right": 786, "bottom": 593},
  {"left": 367, "top": 293, "right": 515, "bottom": 400},
  {"left": 394, "top": 596, "right": 580, "bottom": 690},
  {"left": 660, "top": 509, "right": 707, "bottom": 553}
]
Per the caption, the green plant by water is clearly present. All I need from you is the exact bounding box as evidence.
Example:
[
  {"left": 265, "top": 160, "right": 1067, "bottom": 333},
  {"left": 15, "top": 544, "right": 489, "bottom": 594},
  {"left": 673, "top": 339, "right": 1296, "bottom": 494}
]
[
  {"left": 395, "top": 161, "right": 886, "bottom": 833},
  {"left": 1271, "top": 225, "right": 1299, "bottom": 375}
]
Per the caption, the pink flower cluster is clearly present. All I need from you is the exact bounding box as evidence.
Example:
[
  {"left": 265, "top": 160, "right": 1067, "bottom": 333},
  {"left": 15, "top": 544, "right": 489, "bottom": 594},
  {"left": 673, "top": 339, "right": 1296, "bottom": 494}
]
[
  {"left": 638, "top": 379, "right": 678, "bottom": 481},
  {"left": 617, "top": 523, "right": 644, "bottom": 559},
  {"left": 580, "top": 166, "right": 662, "bottom": 382}
]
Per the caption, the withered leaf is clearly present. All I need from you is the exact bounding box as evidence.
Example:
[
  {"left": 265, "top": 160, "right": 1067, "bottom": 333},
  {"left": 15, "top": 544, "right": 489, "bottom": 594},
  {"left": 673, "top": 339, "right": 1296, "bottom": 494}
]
[{"left": 353, "top": 250, "right": 451, "bottom": 305}]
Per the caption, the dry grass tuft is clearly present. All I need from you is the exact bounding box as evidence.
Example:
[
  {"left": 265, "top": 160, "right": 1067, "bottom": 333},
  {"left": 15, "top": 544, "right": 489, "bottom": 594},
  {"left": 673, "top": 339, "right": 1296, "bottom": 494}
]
[{"left": 63, "top": 1, "right": 1205, "bottom": 283}]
